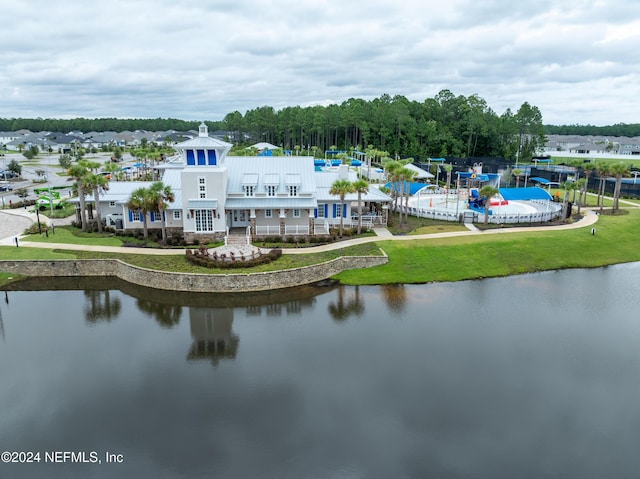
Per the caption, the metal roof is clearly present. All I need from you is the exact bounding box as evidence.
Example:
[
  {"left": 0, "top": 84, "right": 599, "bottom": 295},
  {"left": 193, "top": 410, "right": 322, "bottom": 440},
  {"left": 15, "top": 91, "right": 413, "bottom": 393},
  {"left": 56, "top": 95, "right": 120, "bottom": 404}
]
[
  {"left": 187, "top": 199, "right": 218, "bottom": 209},
  {"left": 226, "top": 156, "right": 316, "bottom": 195},
  {"left": 225, "top": 197, "right": 317, "bottom": 209}
]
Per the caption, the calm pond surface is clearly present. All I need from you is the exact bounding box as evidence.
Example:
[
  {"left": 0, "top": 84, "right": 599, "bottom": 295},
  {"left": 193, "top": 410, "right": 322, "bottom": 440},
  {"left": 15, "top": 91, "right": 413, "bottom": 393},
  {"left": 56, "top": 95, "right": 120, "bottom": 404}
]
[{"left": 1, "top": 263, "right": 640, "bottom": 479}]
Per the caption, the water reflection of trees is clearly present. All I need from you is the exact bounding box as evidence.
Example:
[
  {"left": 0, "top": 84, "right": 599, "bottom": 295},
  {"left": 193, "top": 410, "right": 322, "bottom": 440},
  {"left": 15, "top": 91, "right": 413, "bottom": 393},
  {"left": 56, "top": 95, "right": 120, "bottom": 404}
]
[
  {"left": 380, "top": 284, "right": 407, "bottom": 316},
  {"left": 328, "top": 286, "right": 365, "bottom": 321},
  {"left": 136, "top": 299, "right": 182, "bottom": 328},
  {"left": 83, "top": 290, "right": 122, "bottom": 323}
]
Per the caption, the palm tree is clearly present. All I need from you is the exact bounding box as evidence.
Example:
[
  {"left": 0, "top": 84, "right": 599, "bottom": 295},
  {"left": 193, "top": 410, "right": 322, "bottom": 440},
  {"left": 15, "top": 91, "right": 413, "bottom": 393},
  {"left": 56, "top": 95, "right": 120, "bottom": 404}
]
[
  {"left": 609, "top": 162, "right": 629, "bottom": 212},
  {"left": 67, "top": 162, "right": 90, "bottom": 231},
  {"left": 352, "top": 179, "right": 369, "bottom": 234},
  {"left": 383, "top": 159, "right": 402, "bottom": 211},
  {"left": 512, "top": 169, "right": 522, "bottom": 187},
  {"left": 329, "top": 178, "right": 354, "bottom": 238},
  {"left": 580, "top": 162, "right": 596, "bottom": 206},
  {"left": 399, "top": 166, "right": 417, "bottom": 226},
  {"left": 149, "top": 181, "right": 175, "bottom": 243},
  {"left": 595, "top": 162, "right": 610, "bottom": 211},
  {"left": 103, "top": 161, "right": 122, "bottom": 181},
  {"left": 559, "top": 180, "right": 574, "bottom": 221},
  {"left": 574, "top": 178, "right": 587, "bottom": 217},
  {"left": 127, "top": 186, "right": 153, "bottom": 240},
  {"left": 478, "top": 185, "right": 499, "bottom": 225},
  {"left": 443, "top": 163, "right": 453, "bottom": 208},
  {"left": 85, "top": 173, "right": 109, "bottom": 233}
]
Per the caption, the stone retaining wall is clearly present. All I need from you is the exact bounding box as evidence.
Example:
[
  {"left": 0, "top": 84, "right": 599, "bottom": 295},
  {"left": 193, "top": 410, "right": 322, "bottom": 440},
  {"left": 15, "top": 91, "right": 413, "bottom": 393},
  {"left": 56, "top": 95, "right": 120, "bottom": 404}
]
[{"left": 0, "top": 254, "right": 387, "bottom": 292}]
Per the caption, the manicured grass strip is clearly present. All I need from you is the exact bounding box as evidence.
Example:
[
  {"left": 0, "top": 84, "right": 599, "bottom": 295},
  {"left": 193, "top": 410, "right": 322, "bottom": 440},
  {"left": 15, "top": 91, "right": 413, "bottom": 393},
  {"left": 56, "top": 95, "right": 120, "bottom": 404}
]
[
  {"left": 68, "top": 242, "right": 383, "bottom": 274},
  {"left": 0, "top": 246, "right": 78, "bottom": 260},
  {"left": 335, "top": 209, "right": 640, "bottom": 285},
  {"left": 21, "top": 226, "right": 125, "bottom": 247}
]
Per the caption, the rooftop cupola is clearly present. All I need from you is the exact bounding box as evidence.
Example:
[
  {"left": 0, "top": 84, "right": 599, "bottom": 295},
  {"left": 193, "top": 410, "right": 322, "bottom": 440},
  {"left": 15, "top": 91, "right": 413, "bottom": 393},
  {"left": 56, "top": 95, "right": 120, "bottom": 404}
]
[{"left": 199, "top": 122, "right": 208, "bottom": 138}]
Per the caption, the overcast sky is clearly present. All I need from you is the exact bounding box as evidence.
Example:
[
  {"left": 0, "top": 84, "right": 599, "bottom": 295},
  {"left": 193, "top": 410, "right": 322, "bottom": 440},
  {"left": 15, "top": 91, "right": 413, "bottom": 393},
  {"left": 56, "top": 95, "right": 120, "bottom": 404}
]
[{"left": 2, "top": 0, "right": 639, "bottom": 126}]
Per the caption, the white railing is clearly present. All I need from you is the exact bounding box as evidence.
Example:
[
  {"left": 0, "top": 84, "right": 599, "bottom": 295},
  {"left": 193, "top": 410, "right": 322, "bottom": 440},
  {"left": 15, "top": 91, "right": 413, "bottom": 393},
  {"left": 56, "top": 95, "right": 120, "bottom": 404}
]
[
  {"left": 255, "top": 225, "right": 281, "bottom": 236},
  {"left": 314, "top": 222, "right": 330, "bottom": 235},
  {"left": 402, "top": 200, "right": 563, "bottom": 224},
  {"left": 284, "top": 224, "right": 310, "bottom": 235}
]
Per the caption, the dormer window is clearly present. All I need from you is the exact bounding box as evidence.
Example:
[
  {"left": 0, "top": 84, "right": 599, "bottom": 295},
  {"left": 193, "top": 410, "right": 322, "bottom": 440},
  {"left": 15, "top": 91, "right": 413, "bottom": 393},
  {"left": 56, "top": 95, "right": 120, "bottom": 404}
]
[
  {"left": 264, "top": 173, "right": 279, "bottom": 196},
  {"left": 285, "top": 173, "right": 301, "bottom": 197},
  {"left": 199, "top": 122, "right": 208, "bottom": 137},
  {"left": 242, "top": 173, "right": 258, "bottom": 197}
]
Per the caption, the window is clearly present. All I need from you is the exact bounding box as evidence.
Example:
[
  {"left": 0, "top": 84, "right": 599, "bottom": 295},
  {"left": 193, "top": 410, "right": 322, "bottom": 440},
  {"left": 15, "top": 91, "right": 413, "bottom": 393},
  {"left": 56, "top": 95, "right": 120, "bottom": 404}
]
[
  {"left": 244, "top": 185, "right": 255, "bottom": 197},
  {"left": 293, "top": 209, "right": 300, "bottom": 218},
  {"left": 198, "top": 177, "right": 206, "bottom": 199},
  {"left": 173, "top": 210, "right": 181, "bottom": 220},
  {"left": 317, "top": 203, "right": 325, "bottom": 218},
  {"left": 109, "top": 201, "right": 116, "bottom": 207},
  {"left": 267, "top": 185, "right": 277, "bottom": 197},
  {"left": 336, "top": 204, "right": 342, "bottom": 218},
  {"left": 131, "top": 210, "right": 141, "bottom": 222},
  {"left": 265, "top": 209, "right": 272, "bottom": 218},
  {"left": 288, "top": 185, "right": 298, "bottom": 197},
  {"left": 194, "top": 210, "right": 214, "bottom": 232}
]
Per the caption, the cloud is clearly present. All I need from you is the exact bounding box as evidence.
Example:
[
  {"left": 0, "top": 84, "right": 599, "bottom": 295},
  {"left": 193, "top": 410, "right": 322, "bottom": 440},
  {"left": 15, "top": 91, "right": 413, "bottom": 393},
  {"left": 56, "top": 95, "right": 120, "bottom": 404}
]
[{"left": 0, "top": 0, "right": 638, "bottom": 125}]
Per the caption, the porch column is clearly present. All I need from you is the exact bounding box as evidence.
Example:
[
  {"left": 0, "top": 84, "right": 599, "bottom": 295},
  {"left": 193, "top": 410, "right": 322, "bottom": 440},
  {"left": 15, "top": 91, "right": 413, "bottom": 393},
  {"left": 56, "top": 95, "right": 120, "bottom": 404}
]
[
  {"left": 279, "top": 208, "right": 286, "bottom": 236},
  {"left": 250, "top": 209, "right": 256, "bottom": 240}
]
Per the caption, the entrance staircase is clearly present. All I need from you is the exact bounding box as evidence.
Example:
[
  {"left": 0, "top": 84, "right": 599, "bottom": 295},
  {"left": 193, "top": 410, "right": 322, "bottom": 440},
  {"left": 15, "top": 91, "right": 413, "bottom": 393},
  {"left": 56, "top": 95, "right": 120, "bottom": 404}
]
[{"left": 225, "top": 227, "right": 250, "bottom": 247}]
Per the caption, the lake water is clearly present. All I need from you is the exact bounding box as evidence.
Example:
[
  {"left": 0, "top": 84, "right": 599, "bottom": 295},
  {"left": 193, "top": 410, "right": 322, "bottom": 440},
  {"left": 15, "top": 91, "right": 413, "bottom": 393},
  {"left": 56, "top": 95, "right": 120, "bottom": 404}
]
[{"left": 1, "top": 263, "right": 640, "bottom": 479}]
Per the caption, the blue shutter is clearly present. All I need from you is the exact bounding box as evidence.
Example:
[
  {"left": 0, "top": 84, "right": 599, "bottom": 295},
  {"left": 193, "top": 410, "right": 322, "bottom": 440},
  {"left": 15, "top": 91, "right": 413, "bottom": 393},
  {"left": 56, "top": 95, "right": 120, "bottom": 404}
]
[
  {"left": 333, "top": 204, "right": 337, "bottom": 218},
  {"left": 343, "top": 204, "right": 347, "bottom": 217},
  {"left": 128, "top": 209, "right": 133, "bottom": 222},
  {"left": 207, "top": 150, "right": 217, "bottom": 165},
  {"left": 186, "top": 150, "right": 195, "bottom": 165},
  {"left": 324, "top": 204, "right": 328, "bottom": 218},
  {"left": 150, "top": 211, "right": 155, "bottom": 222},
  {"left": 314, "top": 208, "right": 318, "bottom": 218}
]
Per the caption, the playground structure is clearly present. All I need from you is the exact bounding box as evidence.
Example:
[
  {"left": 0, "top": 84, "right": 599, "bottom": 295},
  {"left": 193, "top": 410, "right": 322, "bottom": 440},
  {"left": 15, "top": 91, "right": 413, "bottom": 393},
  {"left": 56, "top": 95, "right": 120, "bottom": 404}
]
[
  {"left": 402, "top": 163, "right": 563, "bottom": 224},
  {"left": 33, "top": 186, "right": 69, "bottom": 211}
]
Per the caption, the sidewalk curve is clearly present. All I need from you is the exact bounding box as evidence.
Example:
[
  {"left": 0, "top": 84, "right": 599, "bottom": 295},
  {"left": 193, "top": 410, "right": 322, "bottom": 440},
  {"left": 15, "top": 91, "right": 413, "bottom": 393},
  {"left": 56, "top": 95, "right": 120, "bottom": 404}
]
[{"left": 1, "top": 209, "right": 600, "bottom": 255}]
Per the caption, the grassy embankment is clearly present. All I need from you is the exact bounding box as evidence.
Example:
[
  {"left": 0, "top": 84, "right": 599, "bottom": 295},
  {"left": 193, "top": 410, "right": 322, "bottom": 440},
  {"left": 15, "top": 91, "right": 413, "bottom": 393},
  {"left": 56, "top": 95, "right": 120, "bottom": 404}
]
[
  {"left": 335, "top": 209, "right": 640, "bottom": 285},
  {"left": 2, "top": 210, "right": 640, "bottom": 286}
]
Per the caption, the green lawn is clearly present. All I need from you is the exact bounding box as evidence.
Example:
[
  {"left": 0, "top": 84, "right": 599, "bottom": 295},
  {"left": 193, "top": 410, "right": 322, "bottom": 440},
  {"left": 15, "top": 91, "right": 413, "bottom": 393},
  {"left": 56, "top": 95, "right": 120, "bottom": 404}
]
[
  {"left": 3, "top": 210, "right": 640, "bottom": 287},
  {"left": 21, "top": 226, "right": 125, "bottom": 246},
  {"left": 334, "top": 209, "right": 640, "bottom": 285}
]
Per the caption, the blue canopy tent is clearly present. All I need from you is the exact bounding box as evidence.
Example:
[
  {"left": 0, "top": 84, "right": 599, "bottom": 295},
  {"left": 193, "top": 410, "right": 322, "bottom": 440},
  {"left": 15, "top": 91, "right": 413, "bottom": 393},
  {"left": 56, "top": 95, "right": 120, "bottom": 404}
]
[
  {"left": 529, "top": 177, "right": 552, "bottom": 185},
  {"left": 499, "top": 187, "right": 553, "bottom": 201}
]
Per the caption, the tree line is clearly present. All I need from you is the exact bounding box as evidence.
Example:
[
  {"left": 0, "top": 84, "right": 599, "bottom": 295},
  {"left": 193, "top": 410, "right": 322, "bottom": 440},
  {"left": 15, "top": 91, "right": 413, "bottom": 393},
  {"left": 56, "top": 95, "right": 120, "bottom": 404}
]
[
  {"left": 544, "top": 123, "right": 640, "bottom": 137},
  {"left": 7, "top": 89, "right": 618, "bottom": 161}
]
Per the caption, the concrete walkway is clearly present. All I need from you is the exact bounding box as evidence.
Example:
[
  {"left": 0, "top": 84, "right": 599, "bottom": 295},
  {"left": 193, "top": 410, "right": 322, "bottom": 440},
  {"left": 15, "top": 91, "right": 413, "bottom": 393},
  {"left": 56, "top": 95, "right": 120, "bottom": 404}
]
[{"left": 0, "top": 208, "right": 601, "bottom": 255}]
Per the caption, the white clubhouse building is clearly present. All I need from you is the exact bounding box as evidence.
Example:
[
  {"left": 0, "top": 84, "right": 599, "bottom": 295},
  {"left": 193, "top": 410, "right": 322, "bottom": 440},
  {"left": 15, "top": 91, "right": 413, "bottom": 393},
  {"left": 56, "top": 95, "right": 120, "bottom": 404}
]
[{"left": 87, "top": 124, "right": 392, "bottom": 242}]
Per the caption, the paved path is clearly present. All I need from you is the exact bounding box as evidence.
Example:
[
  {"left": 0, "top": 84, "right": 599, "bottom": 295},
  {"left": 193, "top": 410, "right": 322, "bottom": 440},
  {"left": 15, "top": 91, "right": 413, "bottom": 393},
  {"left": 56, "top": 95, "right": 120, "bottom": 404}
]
[{"left": 0, "top": 208, "right": 601, "bottom": 255}]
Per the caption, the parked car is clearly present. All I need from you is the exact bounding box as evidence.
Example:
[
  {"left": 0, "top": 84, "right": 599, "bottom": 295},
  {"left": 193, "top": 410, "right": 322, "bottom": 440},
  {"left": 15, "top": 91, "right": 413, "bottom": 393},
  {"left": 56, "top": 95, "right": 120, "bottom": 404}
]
[
  {"left": 0, "top": 182, "right": 13, "bottom": 191},
  {"left": 0, "top": 170, "right": 19, "bottom": 179}
]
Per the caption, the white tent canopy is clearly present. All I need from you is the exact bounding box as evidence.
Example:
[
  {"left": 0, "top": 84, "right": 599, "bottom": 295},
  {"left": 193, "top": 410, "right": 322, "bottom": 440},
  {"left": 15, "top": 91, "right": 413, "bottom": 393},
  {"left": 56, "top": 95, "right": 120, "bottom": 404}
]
[
  {"left": 406, "top": 163, "right": 434, "bottom": 180},
  {"left": 247, "top": 142, "right": 280, "bottom": 151}
]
